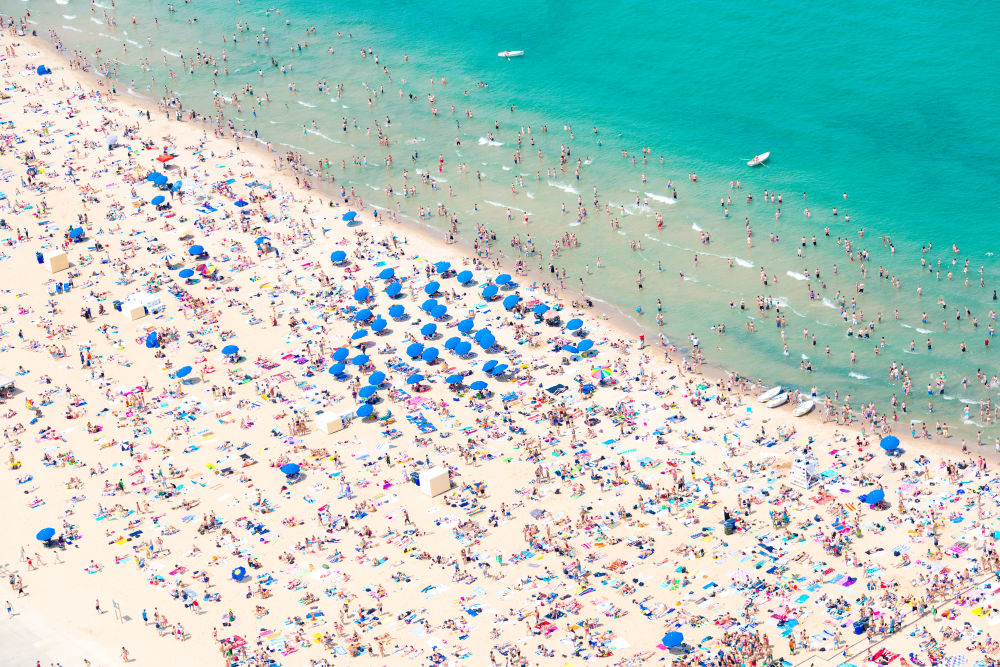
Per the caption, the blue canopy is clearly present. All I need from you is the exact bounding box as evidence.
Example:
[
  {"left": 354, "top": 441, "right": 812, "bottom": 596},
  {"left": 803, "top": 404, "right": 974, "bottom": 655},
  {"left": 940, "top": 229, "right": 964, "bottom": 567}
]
[
  {"left": 145, "top": 332, "right": 159, "bottom": 348},
  {"left": 495, "top": 274, "right": 511, "bottom": 285},
  {"left": 330, "top": 250, "right": 347, "bottom": 263},
  {"left": 446, "top": 374, "right": 464, "bottom": 384},
  {"left": 406, "top": 374, "right": 425, "bottom": 384},
  {"left": 354, "top": 287, "right": 370, "bottom": 302},
  {"left": 481, "top": 284, "right": 499, "bottom": 299},
  {"left": 406, "top": 343, "right": 424, "bottom": 358},
  {"left": 385, "top": 282, "right": 402, "bottom": 298},
  {"left": 470, "top": 380, "right": 488, "bottom": 391},
  {"left": 351, "top": 354, "right": 370, "bottom": 366},
  {"left": 328, "top": 363, "right": 346, "bottom": 375},
  {"left": 36, "top": 65, "right": 51, "bottom": 76},
  {"left": 358, "top": 386, "right": 376, "bottom": 399},
  {"left": 662, "top": 632, "right": 684, "bottom": 648},
  {"left": 280, "top": 463, "right": 300, "bottom": 476},
  {"left": 444, "top": 336, "right": 461, "bottom": 350},
  {"left": 188, "top": 244, "right": 205, "bottom": 255},
  {"left": 502, "top": 294, "right": 520, "bottom": 310},
  {"left": 231, "top": 566, "right": 247, "bottom": 582},
  {"left": 368, "top": 371, "right": 386, "bottom": 386},
  {"left": 880, "top": 436, "right": 900, "bottom": 451},
  {"left": 434, "top": 261, "right": 451, "bottom": 273},
  {"left": 457, "top": 319, "right": 475, "bottom": 333},
  {"left": 431, "top": 304, "right": 448, "bottom": 319},
  {"left": 36, "top": 527, "right": 55, "bottom": 541},
  {"left": 150, "top": 195, "right": 165, "bottom": 205},
  {"left": 533, "top": 304, "right": 549, "bottom": 315},
  {"left": 388, "top": 304, "right": 405, "bottom": 318},
  {"left": 221, "top": 344, "right": 239, "bottom": 356},
  {"left": 421, "top": 298, "right": 438, "bottom": 313},
  {"left": 861, "top": 489, "right": 886, "bottom": 505},
  {"left": 420, "top": 322, "right": 437, "bottom": 337},
  {"left": 356, "top": 403, "right": 374, "bottom": 418},
  {"left": 378, "top": 267, "right": 395, "bottom": 280},
  {"left": 424, "top": 281, "right": 440, "bottom": 295},
  {"left": 371, "top": 318, "right": 388, "bottom": 332},
  {"left": 255, "top": 236, "right": 271, "bottom": 245},
  {"left": 178, "top": 268, "right": 195, "bottom": 278},
  {"left": 332, "top": 348, "right": 350, "bottom": 361},
  {"left": 577, "top": 339, "right": 594, "bottom": 352},
  {"left": 566, "top": 318, "right": 583, "bottom": 331},
  {"left": 342, "top": 211, "right": 357, "bottom": 222},
  {"left": 175, "top": 365, "right": 193, "bottom": 378},
  {"left": 482, "top": 360, "right": 498, "bottom": 372},
  {"left": 234, "top": 199, "right": 249, "bottom": 207},
  {"left": 354, "top": 309, "right": 372, "bottom": 322},
  {"left": 421, "top": 347, "right": 439, "bottom": 362},
  {"left": 454, "top": 341, "right": 472, "bottom": 356},
  {"left": 456, "top": 270, "right": 473, "bottom": 284}
]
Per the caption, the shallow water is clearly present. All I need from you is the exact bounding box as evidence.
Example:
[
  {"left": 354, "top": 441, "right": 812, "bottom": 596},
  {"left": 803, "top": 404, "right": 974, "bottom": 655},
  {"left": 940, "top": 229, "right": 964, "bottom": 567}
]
[{"left": 16, "top": 0, "right": 1000, "bottom": 435}]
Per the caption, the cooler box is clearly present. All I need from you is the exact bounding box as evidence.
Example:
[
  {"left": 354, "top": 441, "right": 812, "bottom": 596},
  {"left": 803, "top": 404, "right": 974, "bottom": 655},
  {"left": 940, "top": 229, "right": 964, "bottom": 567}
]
[{"left": 418, "top": 467, "right": 450, "bottom": 497}]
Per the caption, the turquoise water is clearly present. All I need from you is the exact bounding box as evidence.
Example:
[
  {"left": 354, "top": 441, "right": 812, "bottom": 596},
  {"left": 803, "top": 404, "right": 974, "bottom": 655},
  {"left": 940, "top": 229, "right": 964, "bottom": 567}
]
[{"left": 15, "top": 0, "right": 1000, "bottom": 434}]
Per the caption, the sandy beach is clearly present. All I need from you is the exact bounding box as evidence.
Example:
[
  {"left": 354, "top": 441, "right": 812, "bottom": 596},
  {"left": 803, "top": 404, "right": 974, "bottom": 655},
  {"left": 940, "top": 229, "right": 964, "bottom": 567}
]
[{"left": 2, "top": 25, "right": 1000, "bottom": 667}]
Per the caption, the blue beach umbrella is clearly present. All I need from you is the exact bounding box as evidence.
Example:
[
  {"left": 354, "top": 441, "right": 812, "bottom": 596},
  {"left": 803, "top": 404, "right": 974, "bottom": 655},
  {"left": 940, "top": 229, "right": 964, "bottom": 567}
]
[
  {"left": 420, "top": 322, "right": 437, "bottom": 337},
  {"left": 495, "top": 274, "right": 511, "bottom": 285},
  {"left": 175, "top": 365, "right": 193, "bottom": 378},
  {"left": 254, "top": 236, "right": 271, "bottom": 245},
  {"left": 354, "top": 287, "right": 370, "bottom": 302},
  {"left": 533, "top": 304, "right": 549, "bottom": 316},
  {"left": 431, "top": 304, "right": 448, "bottom": 319},
  {"left": 454, "top": 341, "right": 472, "bottom": 356},
  {"left": 662, "top": 632, "right": 684, "bottom": 648},
  {"left": 145, "top": 332, "right": 159, "bottom": 348},
  {"left": 562, "top": 344, "right": 579, "bottom": 354},
  {"left": 231, "top": 566, "right": 247, "bottom": 582},
  {"left": 330, "top": 250, "right": 347, "bottom": 263},
  {"left": 566, "top": 318, "right": 583, "bottom": 331},
  {"left": 358, "top": 385, "right": 377, "bottom": 399},
  {"left": 385, "top": 282, "right": 402, "bottom": 298},
  {"left": 351, "top": 329, "right": 368, "bottom": 340},
  {"left": 482, "top": 360, "right": 497, "bottom": 373},
  {"left": 492, "top": 364, "right": 509, "bottom": 375},
  {"left": 502, "top": 294, "right": 520, "bottom": 310},
  {"left": 577, "top": 339, "right": 594, "bottom": 352},
  {"left": 446, "top": 374, "right": 464, "bottom": 384},
  {"left": 421, "top": 299, "right": 438, "bottom": 313},
  {"left": 406, "top": 374, "right": 425, "bottom": 384},
  {"left": 356, "top": 403, "right": 374, "bottom": 418},
  {"left": 424, "top": 281, "right": 440, "bottom": 295},
  {"left": 470, "top": 380, "right": 488, "bottom": 391},
  {"left": 351, "top": 354, "right": 370, "bottom": 366},
  {"left": 378, "top": 267, "right": 395, "bottom": 280},
  {"left": 328, "top": 363, "right": 346, "bottom": 375},
  {"left": 221, "top": 344, "right": 239, "bottom": 356},
  {"left": 388, "top": 304, "right": 405, "bottom": 318},
  {"left": 145, "top": 171, "right": 162, "bottom": 182},
  {"left": 481, "top": 284, "right": 498, "bottom": 299},
  {"left": 332, "top": 348, "right": 350, "bottom": 362},
  {"left": 444, "top": 336, "right": 461, "bottom": 350},
  {"left": 342, "top": 211, "right": 357, "bottom": 222},
  {"left": 456, "top": 270, "right": 473, "bottom": 284},
  {"left": 434, "top": 261, "right": 451, "bottom": 273},
  {"left": 421, "top": 347, "right": 439, "bottom": 362},
  {"left": 371, "top": 318, "right": 388, "bottom": 332},
  {"left": 188, "top": 245, "right": 205, "bottom": 256},
  {"left": 862, "top": 489, "right": 885, "bottom": 505},
  {"left": 457, "top": 319, "right": 475, "bottom": 333},
  {"left": 177, "top": 268, "right": 195, "bottom": 279},
  {"left": 150, "top": 195, "right": 165, "bottom": 206},
  {"left": 280, "top": 463, "right": 300, "bottom": 476},
  {"left": 406, "top": 343, "right": 424, "bottom": 358},
  {"left": 368, "top": 371, "right": 386, "bottom": 386},
  {"left": 234, "top": 199, "right": 248, "bottom": 207},
  {"left": 354, "top": 309, "right": 372, "bottom": 322},
  {"left": 152, "top": 173, "right": 168, "bottom": 185},
  {"left": 478, "top": 333, "right": 495, "bottom": 349},
  {"left": 880, "top": 436, "right": 900, "bottom": 451},
  {"left": 36, "top": 527, "right": 56, "bottom": 542}
]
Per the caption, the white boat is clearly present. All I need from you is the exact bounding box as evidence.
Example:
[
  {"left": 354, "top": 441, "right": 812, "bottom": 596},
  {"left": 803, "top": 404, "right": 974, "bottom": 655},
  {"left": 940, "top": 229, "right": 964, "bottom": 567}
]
[
  {"left": 792, "top": 400, "right": 815, "bottom": 417},
  {"left": 766, "top": 393, "right": 789, "bottom": 408},
  {"left": 498, "top": 50, "right": 524, "bottom": 58},
  {"left": 747, "top": 152, "right": 770, "bottom": 167},
  {"left": 758, "top": 386, "right": 782, "bottom": 403}
]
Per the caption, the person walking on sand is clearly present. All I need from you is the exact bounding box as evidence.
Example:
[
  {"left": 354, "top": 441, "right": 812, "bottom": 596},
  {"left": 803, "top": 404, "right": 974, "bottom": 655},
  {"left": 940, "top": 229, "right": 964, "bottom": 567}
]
[{"left": 121, "top": 646, "right": 130, "bottom": 662}]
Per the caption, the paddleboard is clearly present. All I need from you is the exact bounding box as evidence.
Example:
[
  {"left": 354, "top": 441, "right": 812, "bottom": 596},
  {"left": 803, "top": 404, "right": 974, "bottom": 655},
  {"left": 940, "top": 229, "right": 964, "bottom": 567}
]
[
  {"left": 758, "top": 386, "right": 782, "bottom": 403},
  {"left": 766, "top": 393, "right": 789, "bottom": 408},
  {"left": 792, "top": 400, "right": 814, "bottom": 417}
]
